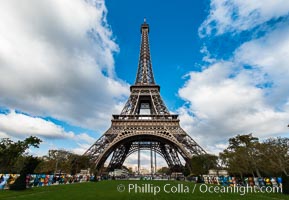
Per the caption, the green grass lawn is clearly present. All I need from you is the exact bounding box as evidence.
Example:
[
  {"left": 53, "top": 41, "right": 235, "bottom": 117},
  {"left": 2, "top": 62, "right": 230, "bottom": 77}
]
[{"left": 0, "top": 180, "right": 288, "bottom": 200}]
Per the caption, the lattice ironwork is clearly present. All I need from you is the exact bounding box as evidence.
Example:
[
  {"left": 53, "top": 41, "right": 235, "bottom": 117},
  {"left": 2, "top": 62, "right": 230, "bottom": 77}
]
[
  {"left": 120, "top": 87, "right": 170, "bottom": 116},
  {"left": 107, "top": 143, "right": 132, "bottom": 170},
  {"left": 84, "top": 19, "right": 207, "bottom": 174},
  {"left": 135, "top": 19, "right": 155, "bottom": 85}
]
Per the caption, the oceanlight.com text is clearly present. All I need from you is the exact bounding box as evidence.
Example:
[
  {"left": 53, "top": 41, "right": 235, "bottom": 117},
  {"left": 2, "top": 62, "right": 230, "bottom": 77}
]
[{"left": 117, "top": 183, "right": 282, "bottom": 196}]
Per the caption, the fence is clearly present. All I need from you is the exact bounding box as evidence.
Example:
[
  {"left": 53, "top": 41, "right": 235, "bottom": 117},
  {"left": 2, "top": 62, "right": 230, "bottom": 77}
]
[{"left": 0, "top": 174, "right": 96, "bottom": 190}]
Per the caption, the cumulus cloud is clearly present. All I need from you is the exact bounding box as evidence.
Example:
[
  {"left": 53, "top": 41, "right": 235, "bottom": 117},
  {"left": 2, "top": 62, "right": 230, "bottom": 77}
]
[
  {"left": 179, "top": 1, "right": 289, "bottom": 154},
  {"left": 75, "top": 133, "right": 96, "bottom": 144},
  {"left": 235, "top": 23, "right": 289, "bottom": 108},
  {"left": 178, "top": 62, "right": 289, "bottom": 153},
  {"left": 69, "top": 133, "right": 97, "bottom": 154},
  {"left": 0, "top": 110, "right": 98, "bottom": 155},
  {"left": 72, "top": 142, "right": 93, "bottom": 155},
  {"left": 199, "top": 0, "right": 289, "bottom": 36},
  {"left": 0, "top": 110, "right": 73, "bottom": 139},
  {"left": 0, "top": 0, "right": 129, "bottom": 132}
]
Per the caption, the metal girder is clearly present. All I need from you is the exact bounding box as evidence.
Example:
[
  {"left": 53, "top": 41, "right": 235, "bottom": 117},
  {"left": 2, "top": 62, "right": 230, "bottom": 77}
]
[
  {"left": 159, "top": 143, "right": 183, "bottom": 172},
  {"left": 120, "top": 95, "right": 138, "bottom": 115},
  {"left": 174, "top": 129, "right": 207, "bottom": 156},
  {"left": 84, "top": 129, "right": 117, "bottom": 163},
  {"left": 120, "top": 88, "right": 169, "bottom": 116},
  {"left": 107, "top": 143, "right": 132, "bottom": 171},
  {"left": 126, "top": 141, "right": 164, "bottom": 159},
  {"left": 151, "top": 94, "right": 170, "bottom": 115}
]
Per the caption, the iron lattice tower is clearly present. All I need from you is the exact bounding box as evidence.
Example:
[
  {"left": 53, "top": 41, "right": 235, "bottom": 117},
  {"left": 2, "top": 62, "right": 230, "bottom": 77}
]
[{"left": 84, "top": 19, "right": 206, "bottom": 174}]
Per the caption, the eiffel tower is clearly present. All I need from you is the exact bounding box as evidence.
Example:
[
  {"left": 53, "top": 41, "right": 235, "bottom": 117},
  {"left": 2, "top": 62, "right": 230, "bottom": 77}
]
[{"left": 84, "top": 19, "right": 206, "bottom": 174}]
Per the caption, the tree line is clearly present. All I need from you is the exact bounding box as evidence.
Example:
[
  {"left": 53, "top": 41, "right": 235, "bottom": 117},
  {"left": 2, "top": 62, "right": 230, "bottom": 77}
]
[
  {"left": 189, "top": 134, "right": 289, "bottom": 178},
  {"left": 1, "top": 134, "right": 289, "bottom": 178},
  {"left": 219, "top": 134, "right": 289, "bottom": 178},
  {"left": 0, "top": 137, "right": 91, "bottom": 175}
]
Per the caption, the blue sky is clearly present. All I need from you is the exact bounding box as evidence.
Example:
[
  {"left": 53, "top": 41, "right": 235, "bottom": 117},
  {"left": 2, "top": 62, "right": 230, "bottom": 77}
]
[
  {"left": 1, "top": 0, "right": 289, "bottom": 168},
  {"left": 106, "top": 0, "right": 209, "bottom": 110}
]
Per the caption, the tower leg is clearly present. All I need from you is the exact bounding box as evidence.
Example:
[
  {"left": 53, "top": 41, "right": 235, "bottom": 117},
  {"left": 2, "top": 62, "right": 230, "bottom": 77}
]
[
  {"left": 151, "top": 142, "right": 153, "bottom": 178},
  {"left": 154, "top": 146, "right": 157, "bottom": 174},
  {"left": 138, "top": 142, "right": 140, "bottom": 174}
]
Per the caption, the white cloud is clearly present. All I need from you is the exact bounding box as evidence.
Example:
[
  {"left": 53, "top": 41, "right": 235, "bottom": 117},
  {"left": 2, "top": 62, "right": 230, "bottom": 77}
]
[
  {"left": 72, "top": 143, "right": 92, "bottom": 155},
  {"left": 70, "top": 133, "right": 96, "bottom": 154},
  {"left": 199, "top": 0, "right": 289, "bottom": 36},
  {"left": 0, "top": 0, "right": 129, "bottom": 132},
  {"left": 178, "top": 45, "right": 289, "bottom": 153},
  {"left": 0, "top": 110, "right": 73, "bottom": 139},
  {"left": 0, "top": 110, "right": 98, "bottom": 155},
  {"left": 75, "top": 133, "right": 96, "bottom": 144},
  {"left": 235, "top": 23, "right": 289, "bottom": 107},
  {"left": 0, "top": 131, "right": 9, "bottom": 138}
]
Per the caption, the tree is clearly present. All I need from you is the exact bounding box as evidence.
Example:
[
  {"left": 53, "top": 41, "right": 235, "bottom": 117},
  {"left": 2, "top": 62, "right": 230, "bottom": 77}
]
[
  {"left": 35, "top": 149, "right": 90, "bottom": 175},
  {"left": 190, "top": 154, "right": 218, "bottom": 176},
  {"left": 157, "top": 167, "right": 171, "bottom": 175},
  {"left": 10, "top": 156, "right": 41, "bottom": 190},
  {"left": 258, "top": 137, "right": 289, "bottom": 176},
  {"left": 48, "top": 149, "right": 73, "bottom": 174},
  {"left": 128, "top": 167, "right": 133, "bottom": 174},
  {"left": 220, "top": 147, "right": 249, "bottom": 178},
  {"left": 34, "top": 156, "right": 56, "bottom": 174},
  {"left": 70, "top": 154, "right": 90, "bottom": 175},
  {"left": 0, "top": 136, "right": 42, "bottom": 190},
  {"left": 0, "top": 136, "right": 42, "bottom": 173},
  {"left": 220, "top": 134, "right": 262, "bottom": 178},
  {"left": 220, "top": 134, "right": 289, "bottom": 178}
]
